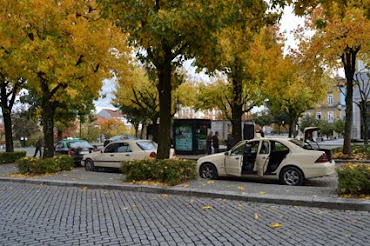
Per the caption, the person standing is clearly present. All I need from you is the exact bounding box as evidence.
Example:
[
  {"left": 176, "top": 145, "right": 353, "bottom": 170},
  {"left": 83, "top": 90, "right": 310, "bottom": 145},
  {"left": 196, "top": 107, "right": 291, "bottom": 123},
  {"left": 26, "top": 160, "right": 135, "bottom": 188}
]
[
  {"left": 212, "top": 131, "right": 219, "bottom": 153},
  {"left": 206, "top": 131, "right": 213, "bottom": 154},
  {"left": 227, "top": 133, "right": 234, "bottom": 151},
  {"left": 33, "top": 136, "right": 42, "bottom": 158}
]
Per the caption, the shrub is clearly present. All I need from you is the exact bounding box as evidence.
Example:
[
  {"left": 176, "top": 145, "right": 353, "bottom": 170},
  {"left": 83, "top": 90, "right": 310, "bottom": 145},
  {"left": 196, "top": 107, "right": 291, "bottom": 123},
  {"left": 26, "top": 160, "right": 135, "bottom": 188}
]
[
  {"left": 121, "top": 159, "right": 197, "bottom": 186},
  {"left": 16, "top": 155, "right": 73, "bottom": 174},
  {"left": 0, "top": 151, "right": 27, "bottom": 164},
  {"left": 332, "top": 145, "right": 370, "bottom": 160},
  {"left": 337, "top": 163, "right": 370, "bottom": 195}
]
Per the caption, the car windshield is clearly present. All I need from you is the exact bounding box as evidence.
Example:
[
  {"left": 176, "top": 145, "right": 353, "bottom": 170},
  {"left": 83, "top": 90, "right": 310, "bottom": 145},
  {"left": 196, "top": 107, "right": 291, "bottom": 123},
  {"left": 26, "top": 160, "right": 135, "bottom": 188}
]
[
  {"left": 110, "top": 135, "right": 138, "bottom": 141},
  {"left": 136, "top": 141, "right": 157, "bottom": 150},
  {"left": 289, "top": 139, "right": 305, "bottom": 148},
  {"left": 67, "top": 141, "right": 92, "bottom": 149}
]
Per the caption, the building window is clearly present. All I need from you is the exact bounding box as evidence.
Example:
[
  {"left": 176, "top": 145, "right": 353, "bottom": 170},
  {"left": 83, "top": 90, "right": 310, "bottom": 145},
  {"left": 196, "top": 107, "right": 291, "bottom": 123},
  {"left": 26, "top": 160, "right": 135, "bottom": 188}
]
[
  {"left": 316, "top": 112, "right": 322, "bottom": 120},
  {"left": 328, "top": 94, "right": 333, "bottom": 106},
  {"left": 328, "top": 111, "right": 334, "bottom": 123}
]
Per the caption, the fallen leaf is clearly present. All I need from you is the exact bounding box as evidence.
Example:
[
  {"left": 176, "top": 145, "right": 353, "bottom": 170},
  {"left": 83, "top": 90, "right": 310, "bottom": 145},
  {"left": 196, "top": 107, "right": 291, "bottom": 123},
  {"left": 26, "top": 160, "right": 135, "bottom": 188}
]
[
  {"left": 207, "top": 180, "right": 215, "bottom": 184},
  {"left": 238, "top": 186, "right": 245, "bottom": 191},
  {"left": 182, "top": 184, "right": 189, "bottom": 188},
  {"left": 269, "top": 223, "right": 283, "bottom": 228},
  {"left": 202, "top": 206, "right": 213, "bottom": 209},
  {"left": 161, "top": 194, "right": 168, "bottom": 198},
  {"left": 254, "top": 213, "right": 259, "bottom": 219},
  {"left": 132, "top": 205, "right": 136, "bottom": 207},
  {"left": 259, "top": 191, "right": 266, "bottom": 195},
  {"left": 81, "top": 186, "right": 88, "bottom": 191}
]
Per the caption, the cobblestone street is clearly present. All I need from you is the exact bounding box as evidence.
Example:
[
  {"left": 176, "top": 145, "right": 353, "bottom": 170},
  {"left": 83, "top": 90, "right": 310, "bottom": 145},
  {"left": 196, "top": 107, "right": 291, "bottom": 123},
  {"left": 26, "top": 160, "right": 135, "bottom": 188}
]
[{"left": 0, "top": 182, "right": 369, "bottom": 246}]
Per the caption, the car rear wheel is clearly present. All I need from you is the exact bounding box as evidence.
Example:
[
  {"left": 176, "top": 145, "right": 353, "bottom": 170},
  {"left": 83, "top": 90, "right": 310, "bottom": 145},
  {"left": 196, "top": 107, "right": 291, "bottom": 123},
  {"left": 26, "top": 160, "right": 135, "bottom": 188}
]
[
  {"left": 200, "top": 163, "right": 218, "bottom": 180},
  {"left": 85, "top": 159, "right": 95, "bottom": 172},
  {"left": 280, "top": 166, "right": 304, "bottom": 186}
]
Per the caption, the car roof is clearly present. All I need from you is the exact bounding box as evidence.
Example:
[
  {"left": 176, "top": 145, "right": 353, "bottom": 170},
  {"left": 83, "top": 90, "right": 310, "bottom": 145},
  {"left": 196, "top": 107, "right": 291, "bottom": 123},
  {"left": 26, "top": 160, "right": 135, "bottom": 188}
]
[
  {"left": 59, "top": 138, "right": 88, "bottom": 143},
  {"left": 108, "top": 139, "right": 154, "bottom": 143}
]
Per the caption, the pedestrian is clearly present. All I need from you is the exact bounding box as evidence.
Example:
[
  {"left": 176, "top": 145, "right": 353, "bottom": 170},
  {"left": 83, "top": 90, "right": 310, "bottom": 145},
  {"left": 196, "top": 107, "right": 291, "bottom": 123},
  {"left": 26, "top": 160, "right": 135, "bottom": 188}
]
[
  {"left": 33, "top": 136, "right": 42, "bottom": 158},
  {"left": 212, "top": 131, "right": 219, "bottom": 153},
  {"left": 227, "top": 133, "right": 234, "bottom": 151},
  {"left": 206, "top": 131, "right": 213, "bottom": 154}
]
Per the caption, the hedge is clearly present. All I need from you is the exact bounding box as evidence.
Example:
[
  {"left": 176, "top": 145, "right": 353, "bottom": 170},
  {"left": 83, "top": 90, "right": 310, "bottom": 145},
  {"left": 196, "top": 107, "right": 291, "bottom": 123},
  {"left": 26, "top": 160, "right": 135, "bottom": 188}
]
[
  {"left": 0, "top": 151, "right": 27, "bottom": 164},
  {"left": 17, "top": 155, "right": 74, "bottom": 174},
  {"left": 332, "top": 145, "right": 370, "bottom": 160},
  {"left": 121, "top": 159, "right": 197, "bottom": 186},
  {"left": 337, "top": 163, "right": 370, "bottom": 195}
]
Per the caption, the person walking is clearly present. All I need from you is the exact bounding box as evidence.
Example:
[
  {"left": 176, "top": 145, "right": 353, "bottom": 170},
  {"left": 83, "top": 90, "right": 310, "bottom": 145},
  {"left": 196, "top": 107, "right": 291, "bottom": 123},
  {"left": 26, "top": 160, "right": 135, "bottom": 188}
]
[
  {"left": 227, "top": 133, "right": 234, "bottom": 151},
  {"left": 206, "top": 131, "right": 213, "bottom": 154},
  {"left": 212, "top": 131, "right": 219, "bottom": 153},
  {"left": 33, "top": 136, "right": 42, "bottom": 158}
]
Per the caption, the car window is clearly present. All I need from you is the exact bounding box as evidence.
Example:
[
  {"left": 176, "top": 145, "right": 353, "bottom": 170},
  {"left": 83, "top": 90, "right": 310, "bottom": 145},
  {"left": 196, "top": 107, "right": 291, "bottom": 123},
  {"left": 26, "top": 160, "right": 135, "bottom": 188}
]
[
  {"left": 117, "top": 143, "right": 132, "bottom": 153},
  {"left": 67, "top": 140, "right": 92, "bottom": 149},
  {"left": 271, "top": 141, "right": 289, "bottom": 152},
  {"left": 259, "top": 141, "right": 270, "bottom": 154},
  {"left": 136, "top": 141, "right": 157, "bottom": 150},
  {"left": 56, "top": 142, "right": 64, "bottom": 149},
  {"left": 104, "top": 143, "right": 120, "bottom": 153},
  {"left": 230, "top": 142, "right": 245, "bottom": 156},
  {"left": 245, "top": 141, "right": 259, "bottom": 154}
]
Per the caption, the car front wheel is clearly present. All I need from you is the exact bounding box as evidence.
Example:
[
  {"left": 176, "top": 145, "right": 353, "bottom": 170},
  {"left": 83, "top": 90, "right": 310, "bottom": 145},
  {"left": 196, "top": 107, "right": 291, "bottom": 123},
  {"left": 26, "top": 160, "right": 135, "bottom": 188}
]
[
  {"left": 85, "top": 159, "right": 95, "bottom": 172},
  {"left": 280, "top": 166, "right": 304, "bottom": 186},
  {"left": 200, "top": 163, "right": 218, "bottom": 180}
]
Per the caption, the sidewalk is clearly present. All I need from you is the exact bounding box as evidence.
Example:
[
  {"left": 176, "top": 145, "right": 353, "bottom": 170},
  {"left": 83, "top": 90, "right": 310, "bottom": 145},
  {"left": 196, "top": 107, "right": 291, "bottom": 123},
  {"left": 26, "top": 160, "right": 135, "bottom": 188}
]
[{"left": 1, "top": 163, "right": 370, "bottom": 211}]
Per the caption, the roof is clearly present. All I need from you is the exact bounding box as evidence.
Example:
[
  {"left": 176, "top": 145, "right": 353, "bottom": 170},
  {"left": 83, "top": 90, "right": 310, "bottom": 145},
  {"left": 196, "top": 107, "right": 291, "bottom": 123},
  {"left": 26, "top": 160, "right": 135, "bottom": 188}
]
[{"left": 97, "top": 109, "right": 123, "bottom": 119}]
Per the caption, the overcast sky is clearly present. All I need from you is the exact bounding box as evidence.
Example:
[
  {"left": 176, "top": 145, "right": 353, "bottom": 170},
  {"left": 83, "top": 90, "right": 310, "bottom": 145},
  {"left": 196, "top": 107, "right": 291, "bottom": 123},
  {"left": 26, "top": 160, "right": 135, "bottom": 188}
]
[{"left": 94, "top": 6, "right": 305, "bottom": 113}]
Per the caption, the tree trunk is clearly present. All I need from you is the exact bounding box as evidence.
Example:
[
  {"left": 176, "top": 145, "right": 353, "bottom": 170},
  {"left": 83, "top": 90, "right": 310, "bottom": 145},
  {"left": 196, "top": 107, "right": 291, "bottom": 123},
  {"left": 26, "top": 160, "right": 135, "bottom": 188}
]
[
  {"left": 360, "top": 101, "right": 368, "bottom": 145},
  {"left": 3, "top": 111, "right": 14, "bottom": 152},
  {"left": 156, "top": 53, "right": 172, "bottom": 159},
  {"left": 42, "top": 102, "right": 56, "bottom": 158},
  {"left": 342, "top": 49, "right": 357, "bottom": 154},
  {"left": 288, "top": 117, "right": 295, "bottom": 138},
  {"left": 231, "top": 76, "right": 243, "bottom": 145}
]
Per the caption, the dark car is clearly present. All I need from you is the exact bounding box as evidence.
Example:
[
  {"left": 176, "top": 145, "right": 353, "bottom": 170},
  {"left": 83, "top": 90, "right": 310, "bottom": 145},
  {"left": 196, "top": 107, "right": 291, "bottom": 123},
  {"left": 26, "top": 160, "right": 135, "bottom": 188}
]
[
  {"left": 103, "top": 135, "right": 138, "bottom": 147},
  {"left": 55, "top": 138, "right": 94, "bottom": 166}
]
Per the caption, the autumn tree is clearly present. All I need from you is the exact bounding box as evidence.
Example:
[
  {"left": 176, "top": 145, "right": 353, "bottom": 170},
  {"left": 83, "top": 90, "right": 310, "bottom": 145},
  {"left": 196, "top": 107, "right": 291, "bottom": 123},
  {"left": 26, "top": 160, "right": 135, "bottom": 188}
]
[
  {"left": 195, "top": 3, "right": 279, "bottom": 145},
  {"left": 4, "top": 0, "right": 130, "bottom": 157},
  {"left": 100, "top": 118, "right": 131, "bottom": 139},
  {"left": 252, "top": 110, "right": 274, "bottom": 129},
  {"left": 294, "top": 0, "right": 370, "bottom": 153},
  {"left": 101, "top": 0, "right": 231, "bottom": 159}
]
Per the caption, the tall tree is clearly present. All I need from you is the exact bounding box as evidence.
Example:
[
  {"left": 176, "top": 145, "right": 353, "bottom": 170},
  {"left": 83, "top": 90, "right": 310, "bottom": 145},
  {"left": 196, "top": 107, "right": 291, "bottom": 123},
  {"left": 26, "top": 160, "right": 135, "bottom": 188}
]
[
  {"left": 354, "top": 70, "right": 370, "bottom": 144},
  {"left": 101, "top": 0, "right": 227, "bottom": 159},
  {"left": 294, "top": 0, "right": 370, "bottom": 153},
  {"left": 5, "top": 0, "right": 130, "bottom": 157}
]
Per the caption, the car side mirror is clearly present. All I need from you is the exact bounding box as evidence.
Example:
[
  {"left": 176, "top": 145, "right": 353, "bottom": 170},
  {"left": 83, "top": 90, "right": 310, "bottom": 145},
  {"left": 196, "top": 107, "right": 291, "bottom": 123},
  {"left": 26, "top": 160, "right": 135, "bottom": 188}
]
[
  {"left": 224, "top": 151, "right": 229, "bottom": 156},
  {"left": 101, "top": 150, "right": 103, "bottom": 153}
]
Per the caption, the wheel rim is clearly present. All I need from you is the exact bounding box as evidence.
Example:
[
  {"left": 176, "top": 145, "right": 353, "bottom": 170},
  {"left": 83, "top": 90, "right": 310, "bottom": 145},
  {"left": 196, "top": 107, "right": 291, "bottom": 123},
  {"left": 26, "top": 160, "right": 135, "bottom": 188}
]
[
  {"left": 86, "top": 160, "right": 93, "bottom": 171},
  {"left": 283, "top": 169, "right": 300, "bottom": 185},
  {"left": 201, "top": 165, "right": 215, "bottom": 179}
]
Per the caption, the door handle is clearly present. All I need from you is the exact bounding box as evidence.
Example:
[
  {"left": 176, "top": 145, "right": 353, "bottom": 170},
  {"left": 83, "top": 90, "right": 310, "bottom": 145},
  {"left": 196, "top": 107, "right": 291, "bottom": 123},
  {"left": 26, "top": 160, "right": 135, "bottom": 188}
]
[
  {"left": 110, "top": 154, "right": 114, "bottom": 156},
  {"left": 235, "top": 157, "right": 239, "bottom": 160},
  {"left": 262, "top": 157, "right": 266, "bottom": 159},
  {"left": 125, "top": 154, "right": 130, "bottom": 156}
]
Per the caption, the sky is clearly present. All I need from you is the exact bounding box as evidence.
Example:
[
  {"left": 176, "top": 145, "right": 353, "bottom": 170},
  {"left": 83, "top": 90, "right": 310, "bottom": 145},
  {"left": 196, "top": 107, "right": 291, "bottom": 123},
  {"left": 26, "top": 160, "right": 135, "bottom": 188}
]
[{"left": 94, "top": 6, "right": 305, "bottom": 113}]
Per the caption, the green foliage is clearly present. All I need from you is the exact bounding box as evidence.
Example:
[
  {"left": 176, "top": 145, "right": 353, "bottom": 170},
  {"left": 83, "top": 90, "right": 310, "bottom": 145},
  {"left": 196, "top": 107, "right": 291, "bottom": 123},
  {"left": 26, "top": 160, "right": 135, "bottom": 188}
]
[
  {"left": 252, "top": 110, "right": 274, "bottom": 127},
  {"left": 300, "top": 115, "right": 319, "bottom": 131},
  {"left": 319, "top": 120, "right": 334, "bottom": 138},
  {"left": 337, "top": 163, "right": 370, "bottom": 195},
  {"left": 121, "top": 159, "right": 197, "bottom": 186},
  {"left": 0, "top": 151, "right": 27, "bottom": 164},
  {"left": 333, "top": 119, "right": 345, "bottom": 135},
  {"left": 16, "top": 155, "right": 73, "bottom": 174}
]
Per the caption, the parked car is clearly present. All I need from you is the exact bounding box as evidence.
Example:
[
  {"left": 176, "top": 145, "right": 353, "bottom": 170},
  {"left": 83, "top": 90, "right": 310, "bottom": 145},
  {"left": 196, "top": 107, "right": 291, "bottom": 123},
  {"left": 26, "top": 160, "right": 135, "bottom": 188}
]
[
  {"left": 103, "top": 135, "right": 138, "bottom": 147},
  {"left": 197, "top": 137, "right": 335, "bottom": 186},
  {"left": 55, "top": 138, "right": 94, "bottom": 166},
  {"left": 82, "top": 140, "right": 176, "bottom": 171}
]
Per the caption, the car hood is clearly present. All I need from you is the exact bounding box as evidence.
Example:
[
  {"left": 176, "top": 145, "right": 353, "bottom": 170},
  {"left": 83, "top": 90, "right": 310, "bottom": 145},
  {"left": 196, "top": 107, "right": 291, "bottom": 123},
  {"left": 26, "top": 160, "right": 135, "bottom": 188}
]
[{"left": 198, "top": 152, "right": 225, "bottom": 163}]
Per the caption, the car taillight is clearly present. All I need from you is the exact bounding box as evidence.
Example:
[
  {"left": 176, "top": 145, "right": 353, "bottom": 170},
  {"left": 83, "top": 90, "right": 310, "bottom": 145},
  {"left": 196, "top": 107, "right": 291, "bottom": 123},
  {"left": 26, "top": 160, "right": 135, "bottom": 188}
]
[
  {"left": 315, "top": 153, "right": 329, "bottom": 163},
  {"left": 68, "top": 150, "right": 75, "bottom": 156},
  {"left": 149, "top": 152, "right": 157, "bottom": 158}
]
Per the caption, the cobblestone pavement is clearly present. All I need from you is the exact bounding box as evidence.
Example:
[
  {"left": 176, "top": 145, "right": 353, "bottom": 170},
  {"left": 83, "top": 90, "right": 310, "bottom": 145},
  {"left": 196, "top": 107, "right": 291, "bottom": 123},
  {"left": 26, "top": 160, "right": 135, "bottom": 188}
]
[{"left": 0, "top": 182, "right": 369, "bottom": 246}]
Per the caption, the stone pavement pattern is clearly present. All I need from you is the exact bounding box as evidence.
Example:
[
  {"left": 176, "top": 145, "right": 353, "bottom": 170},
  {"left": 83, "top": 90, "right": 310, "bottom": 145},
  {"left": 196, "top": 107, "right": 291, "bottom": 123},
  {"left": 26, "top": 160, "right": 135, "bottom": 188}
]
[{"left": 1, "top": 182, "right": 369, "bottom": 246}]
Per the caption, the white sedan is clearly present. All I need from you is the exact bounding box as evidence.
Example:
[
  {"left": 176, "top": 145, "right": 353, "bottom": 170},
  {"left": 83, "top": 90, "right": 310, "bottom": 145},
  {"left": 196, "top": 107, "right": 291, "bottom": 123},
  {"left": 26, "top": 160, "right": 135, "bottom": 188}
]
[
  {"left": 82, "top": 140, "right": 175, "bottom": 171},
  {"left": 197, "top": 138, "right": 335, "bottom": 186}
]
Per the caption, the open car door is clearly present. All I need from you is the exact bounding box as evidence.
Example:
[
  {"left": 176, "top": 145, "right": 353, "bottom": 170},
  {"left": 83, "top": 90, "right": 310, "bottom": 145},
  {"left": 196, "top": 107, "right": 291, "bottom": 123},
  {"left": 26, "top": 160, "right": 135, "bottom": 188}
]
[
  {"left": 225, "top": 142, "right": 244, "bottom": 176},
  {"left": 255, "top": 140, "right": 270, "bottom": 176}
]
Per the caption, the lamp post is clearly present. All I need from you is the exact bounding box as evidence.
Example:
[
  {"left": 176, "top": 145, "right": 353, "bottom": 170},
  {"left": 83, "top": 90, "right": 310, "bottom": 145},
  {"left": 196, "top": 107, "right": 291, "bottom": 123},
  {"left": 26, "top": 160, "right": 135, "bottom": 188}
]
[{"left": 176, "top": 100, "right": 182, "bottom": 118}]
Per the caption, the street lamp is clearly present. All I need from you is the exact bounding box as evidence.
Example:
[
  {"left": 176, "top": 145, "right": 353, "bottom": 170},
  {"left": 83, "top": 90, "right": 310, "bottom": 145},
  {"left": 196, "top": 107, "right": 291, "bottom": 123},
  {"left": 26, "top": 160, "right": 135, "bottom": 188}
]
[{"left": 176, "top": 100, "right": 182, "bottom": 118}]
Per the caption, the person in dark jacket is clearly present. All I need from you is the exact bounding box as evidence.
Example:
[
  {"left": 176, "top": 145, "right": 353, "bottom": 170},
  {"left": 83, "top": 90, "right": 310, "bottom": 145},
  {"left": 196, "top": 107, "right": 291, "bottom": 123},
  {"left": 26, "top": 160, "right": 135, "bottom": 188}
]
[
  {"left": 212, "top": 131, "right": 219, "bottom": 153},
  {"left": 227, "top": 133, "right": 234, "bottom": 151},
  {"left": 206, "top": 131, "right": 213, "bottom": 154},
  {"left": 33, "top": 136, "right": 42, "bottom": 158}
]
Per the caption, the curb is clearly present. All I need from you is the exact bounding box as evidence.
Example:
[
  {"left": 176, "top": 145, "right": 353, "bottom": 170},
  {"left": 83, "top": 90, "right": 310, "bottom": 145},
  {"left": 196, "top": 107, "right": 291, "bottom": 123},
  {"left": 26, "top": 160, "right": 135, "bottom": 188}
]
[
  {"left": 334, "top": 159, "right": 370, "bottom": 163},
  {"left": 1, "top": 177, "right": 369, "bottom": 211}
]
